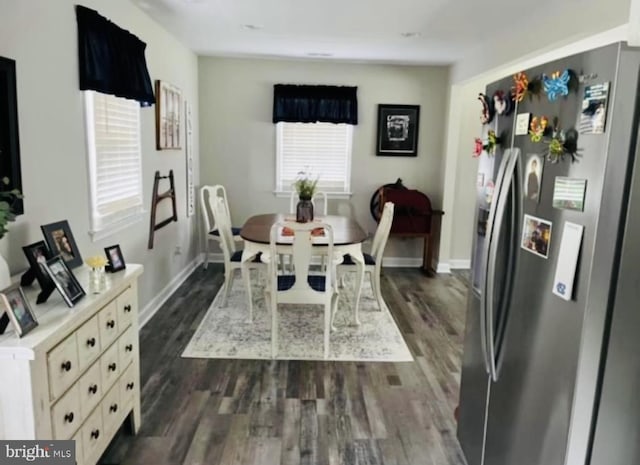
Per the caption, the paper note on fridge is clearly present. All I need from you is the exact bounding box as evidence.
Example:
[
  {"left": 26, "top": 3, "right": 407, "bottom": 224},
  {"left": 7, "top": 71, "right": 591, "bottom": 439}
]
[{"left": 553, "top": 222, "right": 584, "bottom": 301}]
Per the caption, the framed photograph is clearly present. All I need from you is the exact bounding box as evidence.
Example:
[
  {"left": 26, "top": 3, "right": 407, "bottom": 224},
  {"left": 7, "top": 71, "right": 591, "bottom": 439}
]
[
  {"left": 104, "top": 244, "right": 126, "bottom": 272},
  {"left": 44, "top": 256, "right": 85, "bottom": 307},
  {"left": 524, "top": 154, "right": 544, "bottom": 203},
  {"left": 521, "top": 214, "right": 553, "bottom": 259},
  {"left": 1, "top": 283, "right": 37, "bottom": 337},
  {"left": 376, "top": 104, "right": 420, "bottom": 156},
  {"left": 155, "top": 80, "right": 182, "bottom": 150},
  {"left": 22, "top": 241, "right": 54, "bottom": 289},
  {"left": 41, "top": 220, "right": 82, "bottom": 269}
]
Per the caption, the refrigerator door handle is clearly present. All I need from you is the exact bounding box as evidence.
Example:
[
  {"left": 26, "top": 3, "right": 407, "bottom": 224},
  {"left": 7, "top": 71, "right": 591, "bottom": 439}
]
[
  {"left": 486, "top": 148, "right": 520, "bottom": 382},
  {"left": 480, "top": 148, "right": 512, "bottom": 374}
]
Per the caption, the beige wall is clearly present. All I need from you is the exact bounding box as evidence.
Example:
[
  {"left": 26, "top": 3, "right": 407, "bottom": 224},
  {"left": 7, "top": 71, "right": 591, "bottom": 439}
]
[
  {"left": 198, "top": 57, "right": 449, "bottom": 261},
  {"left": 0, "top": 0, "right": 199, "bottom": 315}
]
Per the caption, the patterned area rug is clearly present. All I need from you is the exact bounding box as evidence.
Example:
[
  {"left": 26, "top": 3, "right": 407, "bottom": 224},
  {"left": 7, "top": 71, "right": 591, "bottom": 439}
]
[{"left": 182, "top": 276, "right": 413, "bottom": 362}]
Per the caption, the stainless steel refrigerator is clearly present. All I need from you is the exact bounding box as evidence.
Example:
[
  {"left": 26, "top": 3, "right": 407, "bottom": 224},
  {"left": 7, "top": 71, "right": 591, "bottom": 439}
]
[{"left": 457, "top": 42, "right": 640, "bottom": 465}]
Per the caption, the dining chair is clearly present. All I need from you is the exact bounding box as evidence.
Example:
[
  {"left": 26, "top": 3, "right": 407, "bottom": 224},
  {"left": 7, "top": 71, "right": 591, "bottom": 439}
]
[
  {"left": 210, "top": 197, "right": 264, "bottom": 320},
  {"left": 288, "top": 190, "right": 329, "bottom": 216},
  {"left": 334, "top": 202, "right": 394, "bottom": 322},
  {"left": 266, "top": 221, "right": 339, "bottom": 359},
  {"left": 200, "top": 185, "right": 242, "bottom": 269}
]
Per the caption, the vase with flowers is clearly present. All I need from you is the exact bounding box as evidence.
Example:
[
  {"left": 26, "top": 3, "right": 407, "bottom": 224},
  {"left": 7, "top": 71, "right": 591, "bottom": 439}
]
[
  {"left": 293, "top": 171, "right": 318, "bottom": 223},
  {"left": 0, "top": 180, "right": 23, "bottom": 290},
  {"left": 86, "top": 255, "right": 109, "bottom": 293}
]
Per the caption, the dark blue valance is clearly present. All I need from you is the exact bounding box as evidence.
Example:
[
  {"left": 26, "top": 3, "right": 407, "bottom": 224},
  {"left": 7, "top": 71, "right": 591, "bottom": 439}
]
[
  {"left": 75, "top": 5, "right": 155, "bottom": 106},
  {"left": 273, "top": 84, "right": 358, "bottom": 125}
]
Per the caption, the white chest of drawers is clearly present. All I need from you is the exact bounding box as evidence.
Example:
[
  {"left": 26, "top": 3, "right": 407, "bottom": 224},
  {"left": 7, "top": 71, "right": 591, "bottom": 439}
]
[{"left": 0, "top": 264, "right": 143, "bottom": 465}]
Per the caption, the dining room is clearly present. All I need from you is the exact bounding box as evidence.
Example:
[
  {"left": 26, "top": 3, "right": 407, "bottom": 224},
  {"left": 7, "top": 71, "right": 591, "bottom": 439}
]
[{"left": 0, "top": 0, "right": 632, "bottom": 464}]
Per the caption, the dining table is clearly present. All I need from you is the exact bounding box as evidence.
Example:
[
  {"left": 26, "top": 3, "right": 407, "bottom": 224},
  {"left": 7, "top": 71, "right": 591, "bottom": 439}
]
[{"left": 240, "top": 214, "right": 369, "bottom": 324}]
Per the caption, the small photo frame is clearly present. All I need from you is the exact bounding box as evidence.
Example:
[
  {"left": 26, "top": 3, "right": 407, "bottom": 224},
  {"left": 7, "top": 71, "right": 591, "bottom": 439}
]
[
  {"left": 1, "top": 283, "right": 38, "bottom": 337},
  {"left": 104, "top": 245, "right": 126, "bottom": 272},
  {"left": 524, "top": 154, "right": 544, "bottom": 203},
  {"left": 22, "top": 241, "right": 54, "bottom": 289},
  {"left": 41, "top": 220, "right": 83, "bottom": 269},
  {"left": 521, "top": 214, "right": 553, "bottom": 259},
  {"left": 376, "top": 104, "right": 420, "bottom": 156},
  {"left": 44, "top": 256, "right": 85, "bottom": 307}
]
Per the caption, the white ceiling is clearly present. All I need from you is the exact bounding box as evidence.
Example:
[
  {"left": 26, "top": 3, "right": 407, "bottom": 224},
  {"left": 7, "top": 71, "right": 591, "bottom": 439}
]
[{"left": 135, "top": 0, "right": 577, "bottom": 65}]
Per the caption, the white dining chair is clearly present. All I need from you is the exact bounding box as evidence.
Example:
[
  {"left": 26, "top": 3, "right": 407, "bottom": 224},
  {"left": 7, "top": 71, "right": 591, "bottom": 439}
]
[
  {"left": 266, "top": 221, "right": 339, "bottom": 359},
  {"left": 210, "top": 197, "right": 264, "bottom": 320},
  {"left": 334, "top": 202, "right": 394, "bottom": 322},
  {"left": 288, "top": 190, "right": 329, "bottom": 216},
  {"left": 200, "top": 185, "right": 242, "bottom": 269}
]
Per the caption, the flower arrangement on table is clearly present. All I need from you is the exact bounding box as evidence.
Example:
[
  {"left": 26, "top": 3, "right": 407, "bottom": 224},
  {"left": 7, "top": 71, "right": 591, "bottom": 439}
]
[
  {"left": 85, "top": 255, "right": 109, "bottom": 270},
  {"left": 293, "top": 170, "right": 319, "bottom": 200}
]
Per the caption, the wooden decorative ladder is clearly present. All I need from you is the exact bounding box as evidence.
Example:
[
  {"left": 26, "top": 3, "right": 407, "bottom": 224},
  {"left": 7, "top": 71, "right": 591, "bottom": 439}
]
[{"left": 148, "top": 170, "right": 178, "bottom": 249}]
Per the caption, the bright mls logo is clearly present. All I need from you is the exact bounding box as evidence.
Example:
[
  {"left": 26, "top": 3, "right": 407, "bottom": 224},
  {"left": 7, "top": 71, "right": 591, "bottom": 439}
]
[{"left": 0, "top": 441, "right": 74, "bottom": 465}]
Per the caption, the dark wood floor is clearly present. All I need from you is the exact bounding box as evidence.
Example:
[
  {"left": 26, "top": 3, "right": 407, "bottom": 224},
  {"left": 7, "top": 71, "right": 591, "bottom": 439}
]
[{"left": 102, "top": 265, "right": 469, "bottom": 465}]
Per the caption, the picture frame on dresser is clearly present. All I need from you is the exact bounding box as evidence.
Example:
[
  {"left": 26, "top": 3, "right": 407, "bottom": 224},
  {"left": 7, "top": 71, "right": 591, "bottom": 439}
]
[
  {"left": 44, "top": 256, "right": 85, "bottom": 307},
  {"left": 41, "top": 220, "right": 83, "bottom": 269},
  {"left": 104, "top": 244, "right": 126, "bottom": 272},
  {"left": 1, "top": 282, "right": 38, "bottom": 337}
]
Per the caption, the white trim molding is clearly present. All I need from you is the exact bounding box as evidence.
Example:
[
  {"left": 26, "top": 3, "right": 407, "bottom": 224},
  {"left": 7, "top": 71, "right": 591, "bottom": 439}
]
[
  {"left": 437, "top": 262, "right": 451, "bottom": 274},
  {"left": 139, "top": 256, "right": 203, "bottom": 328},
  {"left": 450, "top": 259, "right": 471, "bottom": 269}
]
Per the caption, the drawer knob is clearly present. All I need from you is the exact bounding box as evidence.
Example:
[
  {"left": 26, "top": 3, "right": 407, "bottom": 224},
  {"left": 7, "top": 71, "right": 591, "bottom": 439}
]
[
  {"left": 125, "top": 344, "right": 133, "bottom": 352},
  {"left": 61, "top": 361, "right": 72, "bottom": 372},
  {"left": 107, "top": 320, "right": 115, "bottom": 329},
  {"left": 126, "top": 382, "right": 135, "bottom": 390},
  {"left": 91, "top": 429, "right": 100, "bottom": 439},
  {"left": 89, "top": 384, "right": 98, "bottom": 395},
  {"left": 87, "top": 337, "right": 96, "bottom": 347},
  {"left": 108, "top": 362, "right": 117, "bottom": 372},
  {"left": 64, "top": 412, "right": 74, "bottom": 423},
  {"left": 110, "top": 403, "right": 118, "bottom": 413},
  {"left": 124, "top": 304, "right": 132, "bottom": 313}
]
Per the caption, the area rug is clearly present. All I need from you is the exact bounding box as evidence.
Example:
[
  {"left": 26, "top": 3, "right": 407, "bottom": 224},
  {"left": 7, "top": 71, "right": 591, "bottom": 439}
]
[{"left": 181, "top": 277, "right": 413, "bottom": 362}]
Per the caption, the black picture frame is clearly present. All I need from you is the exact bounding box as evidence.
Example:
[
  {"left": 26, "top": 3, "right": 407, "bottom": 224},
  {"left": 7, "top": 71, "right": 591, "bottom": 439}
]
[
  {"left": 376, "top": 104, "right": 420, "bottom": 156},
  {"left": 1, "top": 283, "right": 37, "bottom": 337},
  {"left": 41, "top": 220, "right": 83, "bottom": 269},
  {"left": 0, "top": 56, "right": 23, "bottom": 214},
  {"left": 104, "top": 244, "right": 126, "bottom": 272},
  {"left": 22, "top": 241, "right": 54, "bottom": 289},
  {"left": 44, "top": 256, "right": 85, "bottom": 307}
]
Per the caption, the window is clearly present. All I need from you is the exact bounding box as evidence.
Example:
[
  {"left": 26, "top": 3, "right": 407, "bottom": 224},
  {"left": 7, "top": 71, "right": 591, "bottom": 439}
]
[
  {"left": 84, "top": 91, "right": 144, "bottom": 239},
  {"left": 276, "top": 122, "right": 353, "bottom": 194}
]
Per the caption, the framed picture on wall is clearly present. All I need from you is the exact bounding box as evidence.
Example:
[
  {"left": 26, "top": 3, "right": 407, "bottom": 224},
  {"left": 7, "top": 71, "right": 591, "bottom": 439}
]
[
  {"left": 155, "top": 80, "right": 182, "bottom": 150},
  {"left": 376, "top": 104, "right": 420, "bottom": 156}
]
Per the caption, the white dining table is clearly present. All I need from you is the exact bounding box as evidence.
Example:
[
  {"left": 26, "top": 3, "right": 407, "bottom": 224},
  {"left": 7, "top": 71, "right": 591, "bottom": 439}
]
[{"left": 239, "top": 214, "right": 369, "bottom": 324}]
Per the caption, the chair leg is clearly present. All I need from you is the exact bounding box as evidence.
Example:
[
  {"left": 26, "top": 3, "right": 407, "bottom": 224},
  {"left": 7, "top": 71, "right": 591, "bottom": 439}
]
[
  {"left": 222, "top": 269, "right": 234, "bottom": 306},
  {"left": 271, "top": 293, "right": 278, "bottom": 359},
  {"left": 330, "top": 289, "right": 340, "bottom": 331},
  {"left": 373, "top": 269, "right": 384, "bottom": 311},
  {"left": 324, "top": 301, "right": 332, "bottom": 359}
]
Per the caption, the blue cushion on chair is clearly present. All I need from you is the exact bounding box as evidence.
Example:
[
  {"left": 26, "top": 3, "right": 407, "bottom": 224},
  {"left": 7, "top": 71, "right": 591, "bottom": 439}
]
[
  {"left": 277, "top": 275, "right": 326, "bottom": 292},
  {"left": 342, "top": 253, "right": 376, "bottom": 266},
  {"left": 230, "top": 251, "right": 261, "bottom": 262},
  {"left": 210, "top": 227, "right": 242, "bottom": 237}
]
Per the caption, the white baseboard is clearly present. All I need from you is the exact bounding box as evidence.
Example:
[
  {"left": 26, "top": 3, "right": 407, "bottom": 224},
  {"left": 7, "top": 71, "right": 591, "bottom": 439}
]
[
  {"left": 437, "top": 263, "right": 451, "bottom": 274},
  {"left": 450, "top": 259, "right": 471, "bottom": 269},
  {"left": 139, "top": 255, "right": 203, "bottom": 328}
]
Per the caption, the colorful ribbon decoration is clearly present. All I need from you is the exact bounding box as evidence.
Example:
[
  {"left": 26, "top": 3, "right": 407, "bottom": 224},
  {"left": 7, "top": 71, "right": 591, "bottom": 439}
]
[
  {"left": 542, "top": 70, "right": 570, "bottom": 102},
  {"left": 529, "top": 116, "right": 549, "bottom": 142}
]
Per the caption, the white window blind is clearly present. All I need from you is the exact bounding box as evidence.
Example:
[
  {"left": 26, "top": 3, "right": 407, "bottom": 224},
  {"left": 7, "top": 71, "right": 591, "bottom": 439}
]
[
  {"left": 276, "top": 122, "right": 353, "bottom": 193},
  {"left": 85, "top": 91, "right": 144, "bottom": 238}
]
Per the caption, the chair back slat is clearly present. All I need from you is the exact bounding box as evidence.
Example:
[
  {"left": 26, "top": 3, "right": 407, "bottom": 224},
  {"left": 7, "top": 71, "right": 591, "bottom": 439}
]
[
  {"left": 371, "top": 202, "right": 394, "bottom": 259},
  {"left": 270, "top": 221, "right": 334, "bottom": 294},
  {"left": 210, "top": 197, "right": 237, "bottom": 260},
  {"left": 200, "top": 185, "right": 231, "bottom": 233}
]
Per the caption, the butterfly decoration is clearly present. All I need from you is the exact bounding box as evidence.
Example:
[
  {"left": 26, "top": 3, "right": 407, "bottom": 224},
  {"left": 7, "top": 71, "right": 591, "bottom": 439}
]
[
  {"left": 473, "top": 130, "right": 501, "bottom": 157},
  {"left": 542, "top": 70, "right": 571, "bottom": 102},
  {"left": 478, "top": 93, "right": 494, "bottom": 124},
  {"left": 512, "top": 72, "right": 542, "bottom": 102},
  {"left": 545, "top": 127, "right": 580, "bottom": 163},
  {"left": 529, "top": 116, "right": 549, "bottom": 142},
  {"left": 492, "top": 90, "right": 513, "bottom": 115}
]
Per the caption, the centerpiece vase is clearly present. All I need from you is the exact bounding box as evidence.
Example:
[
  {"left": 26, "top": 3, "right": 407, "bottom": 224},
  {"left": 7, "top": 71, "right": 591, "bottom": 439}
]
[
  {"left": 296, "top": 196, "right": 314, "bottom": 223},
  {"left": 89, "top": 266, "right": 107, "bottom": 293}
]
